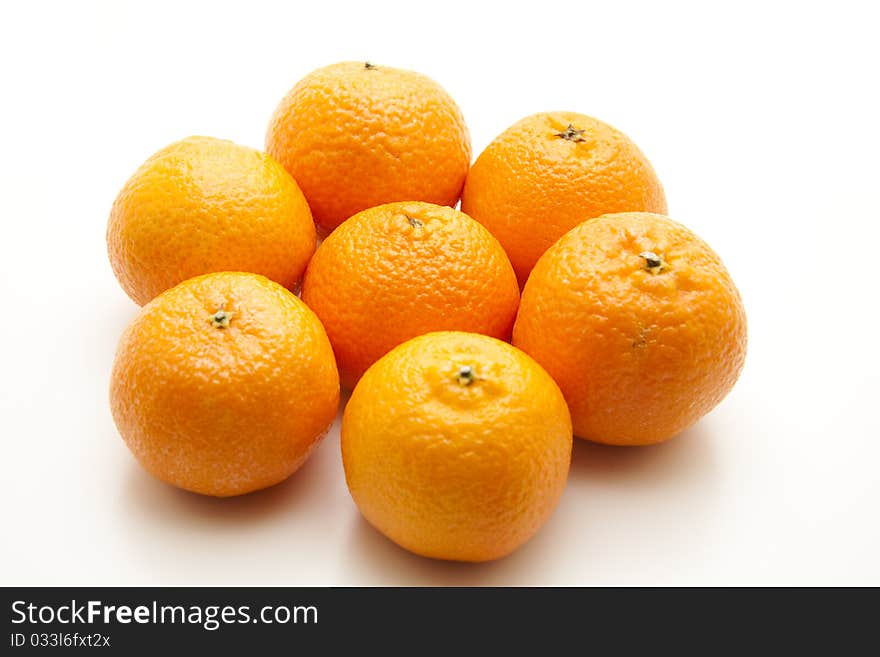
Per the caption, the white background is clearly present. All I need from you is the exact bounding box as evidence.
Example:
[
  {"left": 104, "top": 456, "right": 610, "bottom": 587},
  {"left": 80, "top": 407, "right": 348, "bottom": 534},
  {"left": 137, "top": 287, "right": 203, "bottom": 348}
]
[{"left": 2, "top": 0, "right": 878, "bottom": 586}]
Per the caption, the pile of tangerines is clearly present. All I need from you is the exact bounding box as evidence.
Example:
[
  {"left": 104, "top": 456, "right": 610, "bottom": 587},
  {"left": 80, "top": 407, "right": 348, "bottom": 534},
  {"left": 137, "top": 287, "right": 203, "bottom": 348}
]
[{"left": 107, "top": 62, "right": 746, "bottom": 562}]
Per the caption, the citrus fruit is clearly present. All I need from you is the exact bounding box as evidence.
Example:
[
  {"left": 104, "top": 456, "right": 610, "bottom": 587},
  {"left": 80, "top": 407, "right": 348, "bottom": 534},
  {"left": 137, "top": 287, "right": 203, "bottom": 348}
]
[
  {"left": 461, "top": 111, "right": 667, "bottom": 284},
  {"left": 301, "top": 201, "right": 520, "bottom": 389},
  {"left": 107, "top": 136, "right": 316, "bottom": 306},
  {"left": 266, "top": 61, "right": 471, "bottom": 234},
  {"left": 342, "top": 331, "right": 572, "bottom": 562},
  {"left": 512, "top": 212, "right": 747, "bottom": 445},
  {"left": 110, "top": 272, "right": 340, "bottom": 497}
]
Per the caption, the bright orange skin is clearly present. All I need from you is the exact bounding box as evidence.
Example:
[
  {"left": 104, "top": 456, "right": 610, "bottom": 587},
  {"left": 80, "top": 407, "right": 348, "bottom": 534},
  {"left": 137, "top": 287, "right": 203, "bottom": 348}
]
[
  {"left": 110, "top": 272, "right": 340, "bottom": 497},
  {"left": 513, "top": 213, "right": 746, "bottom": 445},
  {"left": 266, "top": 62, "right": 471, "bottom": 234},
  {"left": 301, "top": 202, "right": 520, "bottom": 390},
  {"left": 107, "top": 136, "right": 316, "bottom": 306},
  {"left": 342, "top": 332, "right": 572, "bottom": 562},
  {"left": 461, "top": 112, "right": 667, "bottom": 285}
]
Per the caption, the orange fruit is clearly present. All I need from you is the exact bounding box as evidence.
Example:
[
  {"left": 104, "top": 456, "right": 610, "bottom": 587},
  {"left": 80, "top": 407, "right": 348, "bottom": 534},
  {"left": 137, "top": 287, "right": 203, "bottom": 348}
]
[
  {"left": 110, "top": 272, "right": 340, "bottom": 497},
  {"left": 342, "top": 331, "right": 572, "bottom": 562},
  {"left": 512, "top": 213, "right": 747, "bottom": 446},
  {"left": 301, "top": 201, "right": 520, "bottom": 390},
  {"left": 107, "top": 136, "right": 316, "bottom": 306},
  {"left": 461, "top": 111, "right": 667, "bottom": 284},
  {"left": 266, "top": 61, "right": 471, "bottom": 234}
]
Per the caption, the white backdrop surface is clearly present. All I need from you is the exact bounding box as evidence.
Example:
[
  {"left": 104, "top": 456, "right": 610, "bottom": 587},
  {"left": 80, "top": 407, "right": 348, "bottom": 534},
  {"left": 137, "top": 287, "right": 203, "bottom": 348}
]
[{"left": 1, "top": 0, "right": 878, "bottom": 585}]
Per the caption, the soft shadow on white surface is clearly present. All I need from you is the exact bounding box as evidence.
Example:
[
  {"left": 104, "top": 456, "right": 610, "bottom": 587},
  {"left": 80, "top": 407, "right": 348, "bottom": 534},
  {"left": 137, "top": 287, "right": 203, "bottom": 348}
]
[
  {"left": 341, "top": 422, "right": 719, "bottom": 586},
  {"left": 122, "top": 457, "right": 322, "bottom": 528},
  {"left": 112, "top": 404, "right": 349, "bottom": 584},
  {"left": 344, "top": 515, "right": 517, "bottom": 585},
  {"left": 117, "top": 438, "right": 336, "bottom": 543},
  {"left": 567, "top": 422, "right": 717, "bottom": 486},
  {"left": 342, "top": 506, "right": 589, "bottom": 587},
  {"left": 118, "top": 392, "right": 352, "bottom": 533},
  {"left": 104, "top": 295, "right": 140, "bottom": 338},
  {"left": 109, "top": 411, "right": 720, "bottom": 585},
  {"left": 557, "top": 422, "right": 723, "bottom": 585}
]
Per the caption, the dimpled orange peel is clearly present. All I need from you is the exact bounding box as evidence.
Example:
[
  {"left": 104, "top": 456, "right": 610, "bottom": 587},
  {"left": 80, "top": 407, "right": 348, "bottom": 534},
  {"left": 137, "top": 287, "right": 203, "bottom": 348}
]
[
  {"left": 110, "top": 272, "right": 340, "bottom": 496},
  {"left": 107, "top": 136, "right": 317, "bottom": 306},
  {"left": 513, "top": 212, "right": 747, "bottom": 445},
  {"left": 266, "top": 61, "right": 471, "bottom": 234},
  {"left": 301, "top": 201, "right": 520, "bottom": 390},
  {"left": 342, "top": 331, "right": 572, "bottom": 562},
  {"left": 461, "top": 111, "right": 667, "bottom": 284}
]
